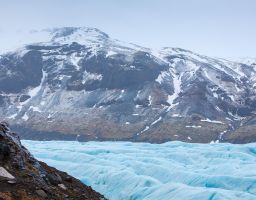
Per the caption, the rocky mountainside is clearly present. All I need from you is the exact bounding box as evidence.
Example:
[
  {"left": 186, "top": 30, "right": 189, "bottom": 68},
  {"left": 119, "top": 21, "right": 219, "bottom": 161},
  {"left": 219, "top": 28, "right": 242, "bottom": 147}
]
[
  {"left": 0, "top": 122, "right": 105, "bottom": 200},
  {"left": 0, "top": 27, "right": 256, "bottom": 143}
]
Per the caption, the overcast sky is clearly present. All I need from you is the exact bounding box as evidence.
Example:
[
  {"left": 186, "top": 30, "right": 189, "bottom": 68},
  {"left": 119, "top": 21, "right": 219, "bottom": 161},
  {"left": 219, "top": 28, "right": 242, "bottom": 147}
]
[{"left": 0, "top": 0, "right": 255, "bottom": 58}]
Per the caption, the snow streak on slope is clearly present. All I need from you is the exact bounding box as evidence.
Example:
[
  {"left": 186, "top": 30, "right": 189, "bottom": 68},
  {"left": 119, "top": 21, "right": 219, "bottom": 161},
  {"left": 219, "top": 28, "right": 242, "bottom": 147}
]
[
  {"left": 22, "top": 141, "right": 256, "bottom": 200},
  {"left": 167, "top": 70, "right": 182, "bottom": 111}
]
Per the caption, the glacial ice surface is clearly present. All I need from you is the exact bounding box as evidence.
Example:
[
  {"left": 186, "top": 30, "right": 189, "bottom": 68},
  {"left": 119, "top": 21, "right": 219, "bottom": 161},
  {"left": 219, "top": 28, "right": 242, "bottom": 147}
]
[{"left": 22, "top": 141, "right": 256, "bottom": 200}]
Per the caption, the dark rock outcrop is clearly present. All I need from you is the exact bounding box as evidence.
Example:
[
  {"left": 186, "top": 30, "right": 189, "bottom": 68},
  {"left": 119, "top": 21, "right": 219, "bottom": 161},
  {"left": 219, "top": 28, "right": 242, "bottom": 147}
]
[{"left": 0, "top": 122, "right": 106, "bottom": 200}]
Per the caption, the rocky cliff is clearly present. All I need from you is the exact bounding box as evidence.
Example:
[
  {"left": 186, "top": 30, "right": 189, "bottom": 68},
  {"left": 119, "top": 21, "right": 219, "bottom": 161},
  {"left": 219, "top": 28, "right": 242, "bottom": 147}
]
[{"left": 0, "top": 122, "right": 105, "bottom": 200}]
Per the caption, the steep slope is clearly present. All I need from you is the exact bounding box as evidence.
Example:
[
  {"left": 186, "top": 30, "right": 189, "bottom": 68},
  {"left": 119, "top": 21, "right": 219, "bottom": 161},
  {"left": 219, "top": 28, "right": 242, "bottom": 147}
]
[
  {"left": 0, "top": 27, "right": 256, "bottom": 143},
  {"left": 0, "top": 122, "right": 105, "bottom": 199}
]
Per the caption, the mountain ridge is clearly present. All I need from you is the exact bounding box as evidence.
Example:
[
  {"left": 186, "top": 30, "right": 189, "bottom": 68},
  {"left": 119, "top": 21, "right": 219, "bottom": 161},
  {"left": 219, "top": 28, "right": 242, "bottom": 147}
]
[{"left": 0, "top": 27, "right": 256, "bottom": 143}]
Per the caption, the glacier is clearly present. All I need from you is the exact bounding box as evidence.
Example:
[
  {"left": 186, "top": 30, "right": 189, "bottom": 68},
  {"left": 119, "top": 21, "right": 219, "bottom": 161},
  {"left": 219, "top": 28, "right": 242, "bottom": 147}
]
[{"left": 22, "top": 140, "right": 256, "bottom": 200}]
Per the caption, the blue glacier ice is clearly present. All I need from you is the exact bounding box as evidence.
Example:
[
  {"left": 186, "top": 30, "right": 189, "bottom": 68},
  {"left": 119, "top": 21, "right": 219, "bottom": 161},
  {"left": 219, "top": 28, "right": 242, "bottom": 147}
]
[{"left": 22, "top": 140, "right": 256, "bottom": 200}]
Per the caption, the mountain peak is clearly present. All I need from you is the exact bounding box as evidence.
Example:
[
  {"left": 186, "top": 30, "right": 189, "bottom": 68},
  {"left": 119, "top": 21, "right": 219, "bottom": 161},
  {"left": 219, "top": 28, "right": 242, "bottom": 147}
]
[
  {"left": 1, "top": 27, "right": 256, "bottom": 144},
  {"left": 48, "top": 27, "right": 109, "bottom": 45}
]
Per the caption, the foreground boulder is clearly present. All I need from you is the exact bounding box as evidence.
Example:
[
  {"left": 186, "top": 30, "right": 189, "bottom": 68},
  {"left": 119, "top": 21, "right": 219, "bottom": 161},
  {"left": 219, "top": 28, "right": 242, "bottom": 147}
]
[{"left": 0, "top": 122, "right": 106, "bottom": 200}]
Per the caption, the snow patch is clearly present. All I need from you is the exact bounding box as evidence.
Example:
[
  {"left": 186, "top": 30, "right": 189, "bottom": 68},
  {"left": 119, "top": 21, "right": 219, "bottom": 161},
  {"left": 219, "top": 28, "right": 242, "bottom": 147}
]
[
  {"left": 201, "top": 119, "right": 225, "bottom": 124},
  {"left": 187, "top": 136, "right": 192, "bottom": 140},
  {"left": 148, "top": 96, "right": 152, "bottom": 106},
  {"left": 228, "top": 112, "right": 246, "bottom": 121},
  {"left": 137, "top": 126, "right": 150, "bottom": 135},
  {"left": 151, "top": 117, "right": 162, "bottom": 126},
  {"left": 185, "top": 125, "right": 202, "bottom": 128},
  {"left": 28, "top": 71, "right": 47, "bottom": 98},
  {"left": 167, "top": 71, "right": 183, "bottom": 111},
  {"left": 69, "top": 53, "right": 81, "bottom": 70},
  {"left": 21, "top": 70, "right": 47, "bottom": 106},
  {"left": 219, "top": 130, "right": 227, "bottom": 140},
  {"left": 7, "top": 113, "right": 18, "bottom": 119},
  {"left": 106, "top": 50, "right": 117, "bottom": 57},
  {"left": 29, "top": 106, "right": 42, "bottom": 113},
  {"left": 22, "top": 113, "right": 29, "bottom": 121},
  {"left": 172, "top": 114, "right": 182, "bottom": 117},
  {"left": 156, "top": 71, "right": 169, "bottom": 84},
  {"left": 82, "top": 72, "right": 103, "bottom": 84}
]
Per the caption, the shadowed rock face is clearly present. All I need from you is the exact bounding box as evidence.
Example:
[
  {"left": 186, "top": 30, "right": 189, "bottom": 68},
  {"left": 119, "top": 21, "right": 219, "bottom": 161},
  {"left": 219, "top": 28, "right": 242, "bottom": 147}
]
[
  {"left": 0, "top": 50, "right": 43, "bottom": 93},
  {"left": 0, "top": 27, "right": 256, "bottom": 143},
  {"left": 79, "top": 52, "right": 168, "bottom": 90},
  {"left": 0, "top": 122, "right": 106, "bottom": 200}
]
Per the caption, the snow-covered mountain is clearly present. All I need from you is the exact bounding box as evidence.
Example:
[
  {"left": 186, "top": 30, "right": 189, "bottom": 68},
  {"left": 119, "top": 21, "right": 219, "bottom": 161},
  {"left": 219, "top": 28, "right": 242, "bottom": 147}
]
[{"left": 1, "top": 27, "right": 256, "bottom": 143}]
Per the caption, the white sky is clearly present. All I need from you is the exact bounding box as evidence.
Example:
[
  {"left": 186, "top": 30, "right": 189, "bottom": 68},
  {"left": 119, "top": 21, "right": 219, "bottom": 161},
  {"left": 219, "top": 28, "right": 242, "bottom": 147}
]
[{"left": 0, "top": 0, "right": 255, "bottom": 58}]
